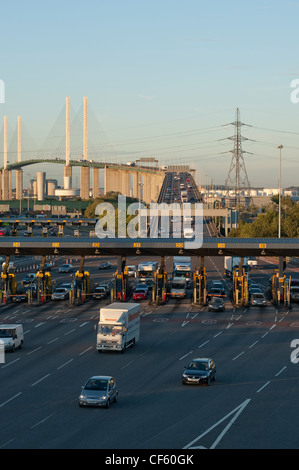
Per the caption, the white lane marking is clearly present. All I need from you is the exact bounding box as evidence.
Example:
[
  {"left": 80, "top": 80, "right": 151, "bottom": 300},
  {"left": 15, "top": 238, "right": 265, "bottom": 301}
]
[
  {"left": 275, "top": 366, "right": 287, "bottom": 377},
  {"left": 232, "top": 351, "right": 245, "bottom": 361},
  {"left": 0, "top": 392, "right": 22, "bottom": 408},
  {"left": 1, "top": 358, "right": 21, "bottom": 368},
  {"left": 57, "top": 358, "right": 73, "bottom": 370},
  {"left": 31, "top": 374, "right": 51, "bottom": 387},
  {"left": 79, "top": 346, "right": 93, "bottom": 356},
  {"left": 256, "top": 381, "right": 270, "bottom": 393},
  {"left": 179, "top": 351, "right": 193, "bottom": 361},
  {"left": 27, "top": 346, "right": 42, "bottom": 355},
  {"left": 183, "top": 398, "right": 251, "bottom": 450},
  {"left": 198, "top": 340, "right": 210, "bottom": 349},
  {"left": 31, "top": 412, "right": 56, "bottom": 429}
]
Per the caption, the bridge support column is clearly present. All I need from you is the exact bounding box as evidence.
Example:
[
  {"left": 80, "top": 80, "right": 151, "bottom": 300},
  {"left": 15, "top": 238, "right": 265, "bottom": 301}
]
[
  {"left": 121, "top": 170, "right": 131, "bottom": 197},
  {"left": 64, "top": 165, "right": 72, "bottom": 185},
  {"left": 132, "top": 172, "right": 140, "bottom": 199},
  {"left": 80, "top": 166, "right": 90, "bottom": 199},
  {"left": 104, "top": 167, "right": 121, "bottom": 194},
  {"left": 143, "top": 174, "right": 152, "bottom": 205},
  {"left": 2, "top": 169, "right": 9, "bottom": 200},
  {"left": 92, "top": 167, "right": 99, "bottom": 199}
]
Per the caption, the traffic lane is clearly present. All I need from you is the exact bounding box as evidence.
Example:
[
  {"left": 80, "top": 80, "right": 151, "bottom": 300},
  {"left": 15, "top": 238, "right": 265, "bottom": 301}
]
[
  {"left": 214, "top": 326, "right": 299, "bottom": 449},
  {"left": 0, "top": 301, "right": 214, "bottom": 448},
  {"left": 0, "top": 315, "right": 99, "bottom": 446},
  {"left": 0, "top": 297, "right": 295, "bottom": 449}
]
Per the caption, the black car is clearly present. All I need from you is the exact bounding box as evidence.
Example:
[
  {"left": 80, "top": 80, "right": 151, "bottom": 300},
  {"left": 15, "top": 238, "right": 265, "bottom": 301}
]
[
  {"left": 99, "top": 262, "right": 112, "bottom": 270},
  {"left": 208, "top": 297, "right": 225, "bottom": 312},
  {"left": 207, "top": 287, "right": 223, "bottom": 300},
  {"left": 182, "top": 358, "right": 216, "bottom": 385}
]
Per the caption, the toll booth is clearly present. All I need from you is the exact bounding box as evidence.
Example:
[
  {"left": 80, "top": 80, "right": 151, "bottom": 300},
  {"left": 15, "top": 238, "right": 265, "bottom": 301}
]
[
  {"left": 193, "top": 257, "right": 207, "bottom": 305},
  {"left": 271, "top": 270, "right": 290, "bottom": 307},
  {"left": 153, "top": 257, "right": 168, "bottom": 304},
  {"left": 11, "top": 226, "right": 18, "bottom": 237},
  {"left": 36, "top": 271, "right": 52, "bottom": 303},
  {"left": 74, "top": 271, "right": 90, "bottom": 303},
  {"left": 58, "top": 224, "right": 64, "bottom": 237},
  {"left": 26, "top": 226, "right": 33, "bottom": 237},
  {"left": 0, "top": 256, "right": 17, "bottom": 304},
  {"left": 232, "top": 258, "right": 249, "bottom": 307},
  {"left": 113, "top": 256, "right": 130, "bottom": 301},
  {"left": 35, "top": 256, "right": 52, "bottom": 303}
]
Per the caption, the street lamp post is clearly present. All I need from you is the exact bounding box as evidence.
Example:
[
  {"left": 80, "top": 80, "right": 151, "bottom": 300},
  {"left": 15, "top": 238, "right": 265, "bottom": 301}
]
[{"left": 277, "top": 145, "right": 283, "bottom": 238}]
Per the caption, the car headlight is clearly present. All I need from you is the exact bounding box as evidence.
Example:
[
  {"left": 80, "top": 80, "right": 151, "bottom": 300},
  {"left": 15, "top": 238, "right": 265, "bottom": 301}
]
[
  {"left": 182, "top": 373, "right": 188, "bottom": 378},
  {"left": 79, "top": 394, "right": 85, "bottom": 399},
  {"left": 102, "top": 395, "right": 107, "bottom": 400}
]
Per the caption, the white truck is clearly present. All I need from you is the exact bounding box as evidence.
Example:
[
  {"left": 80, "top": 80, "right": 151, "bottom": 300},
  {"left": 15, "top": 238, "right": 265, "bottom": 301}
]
[
  {"left": 0, "top": 324, "right": 24, "bottom": 352},
  {"left": 137, "top": 261, "right": 158, "bottom": 289},
  {"left": 170, "top": 279, "right": 187, "bottom": 298},
  {"left": 181, "top": 191, "right": 188, "bottom": 203},
  {"left": 224, "top": 256, "right": 249, "bottom": 277},
  {"left": 248, "top": 256, "right": 258, "bottom": 268},
  {"left": 96, "top": 303, "right": 140, "bottom": 353}
]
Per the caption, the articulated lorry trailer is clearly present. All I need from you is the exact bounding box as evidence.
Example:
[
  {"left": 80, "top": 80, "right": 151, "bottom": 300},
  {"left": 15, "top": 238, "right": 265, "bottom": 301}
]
[
  {"left": 224, "top": 256, "right": 249, "bottom": 277},
  {"left": 96, "top": 303, "right": 140, "bottom": 353}
]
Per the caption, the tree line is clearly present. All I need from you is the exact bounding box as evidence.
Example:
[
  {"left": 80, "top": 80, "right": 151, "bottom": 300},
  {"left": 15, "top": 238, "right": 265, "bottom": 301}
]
[{"left": 228, "top": 196, "right": 299, "bottom": 238}]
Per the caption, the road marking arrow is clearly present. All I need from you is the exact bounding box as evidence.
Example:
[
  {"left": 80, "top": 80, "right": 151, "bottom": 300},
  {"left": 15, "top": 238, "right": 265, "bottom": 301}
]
[{"left": 183, "top": 398, "right": 251, "bottom": 450}]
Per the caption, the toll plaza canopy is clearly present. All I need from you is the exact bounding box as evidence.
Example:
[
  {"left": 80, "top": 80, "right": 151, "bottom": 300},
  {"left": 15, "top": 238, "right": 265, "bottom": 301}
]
[{"left": 1, "top": 237, "right": 299, "bottom": 258}]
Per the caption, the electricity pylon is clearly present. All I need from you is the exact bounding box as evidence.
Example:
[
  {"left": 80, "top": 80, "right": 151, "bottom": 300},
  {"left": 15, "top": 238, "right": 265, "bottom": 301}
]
[{"left": 224, "top": 108, "right": 252, "bottom": 207}]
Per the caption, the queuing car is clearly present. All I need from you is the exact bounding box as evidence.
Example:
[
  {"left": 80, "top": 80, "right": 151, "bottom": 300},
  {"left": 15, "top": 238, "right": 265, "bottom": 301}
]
[
  {"left": 208, "top": 297, "right": 225, "bottom": 312},
  {"left": 51, "top": 287, "right": 69, "bottom": 300},
  {"left": 0, "top": 228, "right": 10, "bottom": 236},
  {"left": 22, "top": 284, "right": 37, "bottom": 298},
  {"left": 60, "top": 283, "right": 72, "bottom": 291},
  {"left": 135, "top": 283, "right": 149, "bottom": 293},
  {"left": 36, "top": 262, "right": 52, "bottom": 271},
  {"left": 59, "top": 264, "right": 74, "bottom": 273},
  {"left": 182, "top": 358, "right": 216, "bottom": 385},
  {"left": 207, "top": 287, "right": 223, "bottom": 300},
  {"left": 79, "top": 376, "right": 118, "bottom": 408},
  {"left": 98, "top": 261, "right": 112, "bottom": 270},
  {"left": 132, "top": 287, "right": 148, "bottom": 301},
  {"left": 210, "top": 280, "right": 225, "bottom": 295},
  {"left": 127, "top": 266, "right": 136, "bottom": 277},
  {"left": 21, "top": 273, "right": 37, "bottom": 285},
  {"left": 250, "top": 292, "right": 267, "bottom": 307},
  {"left": 249, "top": 285, "right": 262, "bottom": 295},
  {"left": 93, "top": 285, "right": 110, "bottom": 299}
]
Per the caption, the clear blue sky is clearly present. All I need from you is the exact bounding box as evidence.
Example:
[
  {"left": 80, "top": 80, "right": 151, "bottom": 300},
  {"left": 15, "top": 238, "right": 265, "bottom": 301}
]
[{"left": 1, "top": 0, "right": 299, "bottom": 188}]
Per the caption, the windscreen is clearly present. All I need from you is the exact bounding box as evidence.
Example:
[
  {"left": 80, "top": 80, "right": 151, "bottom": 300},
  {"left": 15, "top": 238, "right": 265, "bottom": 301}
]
[
  {"left": 0, "top": 329, "right": 14, "bottom": 338},
  {"left": 84, "top": 379, "right": 108, "bottom": 391},
  {"left": 99, "top": 324, "right": 123, "bottom": 335}
]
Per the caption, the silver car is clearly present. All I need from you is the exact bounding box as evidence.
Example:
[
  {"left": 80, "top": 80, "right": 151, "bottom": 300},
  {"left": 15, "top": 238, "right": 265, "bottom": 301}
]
[
  {"left": 250, "top": 292, "right": 267, "bottom": 307},
  {"left": 51, "top": 287, "right": 69, "bottom": 300},
  {"left": 79, "top": 376, "right": 118, "bottom": 408},
  {"left": 59, "top": 264, "right": 74, "bottom": 273}
]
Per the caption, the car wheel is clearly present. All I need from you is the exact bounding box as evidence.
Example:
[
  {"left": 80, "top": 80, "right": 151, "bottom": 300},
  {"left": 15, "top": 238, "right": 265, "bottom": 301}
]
[
  {"left": 105, "top": 399, "right": 110, "bottom": 409},
  {"left": 114, "top": 392, "right": 118, "bottom": 403},
  {"left": 207, "top": 377, "right": 211, "bottom": 386}
]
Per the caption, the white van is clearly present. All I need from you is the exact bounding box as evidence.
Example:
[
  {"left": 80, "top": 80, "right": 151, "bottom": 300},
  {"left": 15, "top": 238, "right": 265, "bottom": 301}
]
[
  {"left": 0, "top": 324, "right": 24, "bottom": 352},
  {"left": 183, "top": 228, "right": 194, "bottom": 239},
  {"left": 127, "top": 265, "right": 137, "bottom": 277}
]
